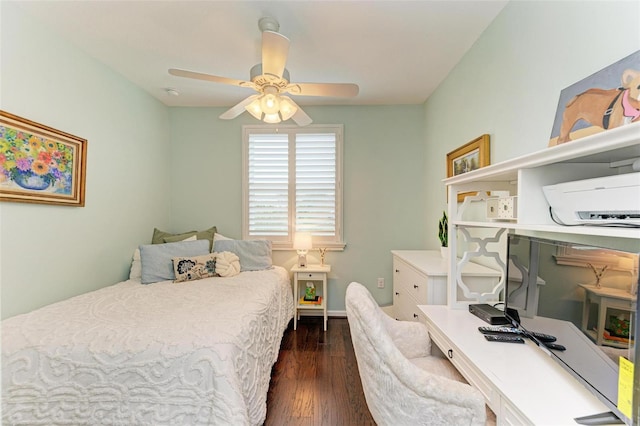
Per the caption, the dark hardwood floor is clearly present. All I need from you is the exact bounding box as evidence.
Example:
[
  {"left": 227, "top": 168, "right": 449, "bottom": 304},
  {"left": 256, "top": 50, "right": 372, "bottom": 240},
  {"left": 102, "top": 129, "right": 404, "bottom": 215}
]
[{"left": 264, "top": 317, "right": 375, "bottom": 426}]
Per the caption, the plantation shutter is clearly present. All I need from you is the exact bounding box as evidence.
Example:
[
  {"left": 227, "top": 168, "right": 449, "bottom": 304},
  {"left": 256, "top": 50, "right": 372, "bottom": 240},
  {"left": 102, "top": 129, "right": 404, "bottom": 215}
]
[
  {"left": 296, "top": 133, "right": 336, "bottom": 237},
  {"left": 247, "top": 133, "right": 289, "bottom": 236},
  {"left": 243, "top": 125, "right": 343, "bottom": 248}
]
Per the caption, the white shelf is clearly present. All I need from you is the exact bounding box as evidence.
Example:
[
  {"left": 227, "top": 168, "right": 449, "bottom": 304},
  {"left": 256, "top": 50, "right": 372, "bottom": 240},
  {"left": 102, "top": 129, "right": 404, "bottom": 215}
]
[
  {"left": 453, "top": 220, "right": 640, "bottom": 239},
  {"left": 444, "top": 122, "right": 640, "bottom": 186},
  {"left": 445, "top": 123, "right": 640, "bottom": 308}
]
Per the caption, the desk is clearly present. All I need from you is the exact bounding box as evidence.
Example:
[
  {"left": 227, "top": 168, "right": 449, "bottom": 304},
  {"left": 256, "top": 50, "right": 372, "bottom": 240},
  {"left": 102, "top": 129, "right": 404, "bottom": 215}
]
[
  {"left": 419, "top": 305, "right": 611, "bottom": 425},
  {"left": 578, "top": 284, "right": 634, "bottom": 347}
]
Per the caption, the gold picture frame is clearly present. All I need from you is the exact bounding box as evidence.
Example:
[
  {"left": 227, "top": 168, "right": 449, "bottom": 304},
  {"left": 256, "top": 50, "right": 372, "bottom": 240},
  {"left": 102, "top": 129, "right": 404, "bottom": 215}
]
[
  {"left": 0, "top": 111, "right": 87, "bottom": 206},
  {"left": 446, "top": 134, "right": 490, "bottom": 202}
]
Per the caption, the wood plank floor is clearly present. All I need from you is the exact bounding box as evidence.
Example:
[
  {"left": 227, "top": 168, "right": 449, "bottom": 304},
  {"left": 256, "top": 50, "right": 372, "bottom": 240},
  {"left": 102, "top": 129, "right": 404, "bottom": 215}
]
[{"left": 264, "top": 317, "right": 375, "bottom": 426}]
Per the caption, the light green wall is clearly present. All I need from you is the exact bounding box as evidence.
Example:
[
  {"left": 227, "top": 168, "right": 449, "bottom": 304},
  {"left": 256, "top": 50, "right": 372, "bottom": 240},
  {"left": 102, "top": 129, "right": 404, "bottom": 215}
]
[
  {"left": 2, "top": 1, "right": 639, "bottom": 319},
  {"left": 0, "top": 3, "right": 172, "bottom": 318},
  {"left": 168, "top": 105, "right": 427, "bottom": 311},
  {"left": 424, "top": 0, "right": 640, "bottom": 251}
]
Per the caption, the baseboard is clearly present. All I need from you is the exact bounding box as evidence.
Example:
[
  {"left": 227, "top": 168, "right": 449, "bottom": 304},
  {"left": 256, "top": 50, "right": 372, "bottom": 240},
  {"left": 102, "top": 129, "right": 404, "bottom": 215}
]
[
  {"left": 297, "top": 310, "right": 347, "bottom": 318},
  {"left": 297, "top": 306, "right": 392, "bottom": 318}
]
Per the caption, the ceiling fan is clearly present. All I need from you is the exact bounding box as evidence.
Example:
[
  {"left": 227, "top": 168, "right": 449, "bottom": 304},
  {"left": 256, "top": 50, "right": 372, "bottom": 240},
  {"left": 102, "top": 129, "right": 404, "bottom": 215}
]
[{"left": 168, "top": 17, "right": 359, "bottom": 126}]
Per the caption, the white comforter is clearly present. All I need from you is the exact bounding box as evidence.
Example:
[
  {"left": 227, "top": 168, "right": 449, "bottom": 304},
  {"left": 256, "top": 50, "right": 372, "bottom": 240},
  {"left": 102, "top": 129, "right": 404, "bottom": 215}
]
[{"left": 2, "top": 266, "right": 294, "bottom": 425}]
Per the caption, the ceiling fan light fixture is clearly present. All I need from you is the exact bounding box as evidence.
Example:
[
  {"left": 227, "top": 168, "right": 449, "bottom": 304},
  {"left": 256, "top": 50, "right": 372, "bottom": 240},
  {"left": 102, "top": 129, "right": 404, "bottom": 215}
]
[
  {"left": 260, "top": 86, "right": 280, "bottom": 114},
  {"left": 263, "top": 113, "right": 281, "bottom": 124},
  {"left": 245, "top": 98, "right": 263, "bottom": 120},
  {"left": 279, "top": 96, "right": 297, "bottom": 121}
]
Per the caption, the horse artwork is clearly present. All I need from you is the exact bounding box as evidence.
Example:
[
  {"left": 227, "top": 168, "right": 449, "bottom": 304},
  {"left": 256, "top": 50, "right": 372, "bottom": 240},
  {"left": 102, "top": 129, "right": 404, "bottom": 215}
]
[{"left": 549, "top": 50, "right": 640, "bottom": 147}]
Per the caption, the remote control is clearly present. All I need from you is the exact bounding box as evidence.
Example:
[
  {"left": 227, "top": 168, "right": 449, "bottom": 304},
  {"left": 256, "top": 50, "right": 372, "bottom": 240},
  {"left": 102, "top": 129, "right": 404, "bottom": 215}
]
[
  {"left": 478, "top": 326, "right": 519, "bottom": 335},
  {"left": 528, "top": 331, "right": 557, "bottom": 343},
  {"left": 543, "top": 342, "right": 566, "bottom": 351},
  {"left": 484, "top": 334, "right": 525, "bottom": 343},
  {"left": 478, "top": 326, "right": 557, "bottom": 342}
]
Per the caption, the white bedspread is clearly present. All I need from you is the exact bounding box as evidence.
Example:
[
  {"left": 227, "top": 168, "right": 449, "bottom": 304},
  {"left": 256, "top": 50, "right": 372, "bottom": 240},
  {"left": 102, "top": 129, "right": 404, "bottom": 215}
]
[{"left": 2, "top": 266, "right": 293, "bottom": 425}]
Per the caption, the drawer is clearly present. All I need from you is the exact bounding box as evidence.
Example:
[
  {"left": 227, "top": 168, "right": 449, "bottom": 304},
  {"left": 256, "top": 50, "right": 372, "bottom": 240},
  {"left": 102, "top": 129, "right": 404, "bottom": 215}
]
[
  {"left": 297, "top": 272, "right": 324, "bottom": 280},
  {"left": 394, "top": 290, "right": 415, "bottom": 321},
  {"left": 394, "top": 261, "right": 429, "bottom": 304},
  {"left": 448, "top": 345, "right": 498, "bottom": 411},
  {"left": 500, "top": 398, "right": 531, "bottom": 426},
  {"left": 426, "top": 322, "right": 498, "bottom": 410}
]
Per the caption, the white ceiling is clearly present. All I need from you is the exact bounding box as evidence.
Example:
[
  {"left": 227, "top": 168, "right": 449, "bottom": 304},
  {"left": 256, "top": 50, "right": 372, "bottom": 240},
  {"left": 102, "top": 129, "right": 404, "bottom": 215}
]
[{"left": 12, "top": 0, "right": 508, "bottom": 108}]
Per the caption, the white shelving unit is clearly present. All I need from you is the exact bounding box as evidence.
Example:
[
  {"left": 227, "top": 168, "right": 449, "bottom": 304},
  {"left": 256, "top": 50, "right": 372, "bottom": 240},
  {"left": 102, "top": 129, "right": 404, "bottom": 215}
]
[
  {"left": 428, "top": 123, "right": 640, "bottom": 425},
  {"left": 444, "top": 122, "right": 640, "bottom": 307}
]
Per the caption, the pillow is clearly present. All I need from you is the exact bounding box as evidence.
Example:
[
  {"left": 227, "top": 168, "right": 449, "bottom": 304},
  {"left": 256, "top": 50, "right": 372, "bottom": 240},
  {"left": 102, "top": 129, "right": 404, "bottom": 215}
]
[
  {"left": 152, "top": 225, "right": 217, "bottom": 250},
  {"left": 140, "top": 239, "right": 210, "bottom": 284},
  {"left": 214, "top": 251, "right": 241, "bottom": 277},
  {"left": 214, "top": 232, "right": 232, "bottom": 243},
  {"left": 172, "top": 253, "right": 217, "bottom": 283},
  {"left": 129, "top": 236, "right": 196, "bottom": 280},
  {"left": 129, "top": 248, "right": 142, "bottom": 281},
  {"left": 213, "top": 239, "right": 273, "bottom": 271},
  {"left": 152, "top": 228, "right": 194, "bottom": 244}
]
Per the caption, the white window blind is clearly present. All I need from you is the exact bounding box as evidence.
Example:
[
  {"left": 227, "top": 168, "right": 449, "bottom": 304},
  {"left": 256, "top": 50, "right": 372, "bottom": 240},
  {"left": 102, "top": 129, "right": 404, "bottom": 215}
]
[
  {"left": 247, "top": 133, "right": 289, "bottom": 236},
  {"left": 243, "top": 125, "right": 344, "bottom": 249}
]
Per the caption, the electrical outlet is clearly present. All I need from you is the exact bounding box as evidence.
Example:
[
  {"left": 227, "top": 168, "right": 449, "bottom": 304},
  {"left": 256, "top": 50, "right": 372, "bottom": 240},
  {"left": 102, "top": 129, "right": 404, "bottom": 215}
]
[{"left": 377, "top": 277, "right": 384, "bottom": 288}]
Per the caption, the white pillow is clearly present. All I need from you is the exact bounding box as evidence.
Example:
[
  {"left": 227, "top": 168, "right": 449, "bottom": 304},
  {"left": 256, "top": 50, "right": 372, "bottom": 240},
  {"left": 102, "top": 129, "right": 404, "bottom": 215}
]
[
  {"left": 213, "top": 232, "right": 232, "bottom": 243},
  {"left": 129, "top": 235, "right": 197, "bottom": 281},
  {"left": 129, "top": 248, "right": 142, "bottom": 281}
]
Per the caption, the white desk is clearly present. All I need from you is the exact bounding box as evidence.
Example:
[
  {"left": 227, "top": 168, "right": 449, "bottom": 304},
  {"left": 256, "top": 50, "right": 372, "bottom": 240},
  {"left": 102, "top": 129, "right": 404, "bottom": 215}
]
[{"left": 419, "top": 305, "right": 611, "bottom": 425}]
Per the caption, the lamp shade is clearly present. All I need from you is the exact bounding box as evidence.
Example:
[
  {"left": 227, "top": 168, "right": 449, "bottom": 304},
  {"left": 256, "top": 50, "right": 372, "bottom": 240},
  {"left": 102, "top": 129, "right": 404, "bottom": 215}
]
[{"left": 293, "top": 232, "right": 313, "bottom": 250}]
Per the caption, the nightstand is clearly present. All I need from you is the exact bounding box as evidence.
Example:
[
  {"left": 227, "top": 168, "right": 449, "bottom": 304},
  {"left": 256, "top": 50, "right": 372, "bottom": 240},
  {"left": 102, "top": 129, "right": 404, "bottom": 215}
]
[
  {"left": 291, "top": 264, "right": 331, "bottom": 331},
  {"left": 578, "top": 284, "right": 634, "bottom": 347}
]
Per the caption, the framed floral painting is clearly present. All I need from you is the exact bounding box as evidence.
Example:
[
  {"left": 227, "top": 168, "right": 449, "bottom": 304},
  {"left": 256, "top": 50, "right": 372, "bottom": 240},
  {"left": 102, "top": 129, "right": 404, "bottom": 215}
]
[{"left": 0, "top": 111, "right": 87, "bottom": 206}]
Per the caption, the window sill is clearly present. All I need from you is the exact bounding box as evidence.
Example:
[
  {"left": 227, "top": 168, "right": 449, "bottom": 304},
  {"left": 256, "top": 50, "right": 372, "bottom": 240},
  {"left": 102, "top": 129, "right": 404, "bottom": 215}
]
[{"left": 272, "top": 242, "right": 346, "bottom": 251}]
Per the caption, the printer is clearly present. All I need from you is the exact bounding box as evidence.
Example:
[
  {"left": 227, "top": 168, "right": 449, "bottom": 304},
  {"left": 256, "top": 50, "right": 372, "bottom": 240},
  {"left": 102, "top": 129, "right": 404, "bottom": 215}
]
[{"left": 542, "top": 172, "right": 640, "bottom": 226}]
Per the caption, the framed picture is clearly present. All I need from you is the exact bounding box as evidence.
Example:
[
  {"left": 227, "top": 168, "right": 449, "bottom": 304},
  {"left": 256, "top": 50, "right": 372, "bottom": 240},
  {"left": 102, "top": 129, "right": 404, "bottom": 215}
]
[
  {"left": 0, "top": 111, "right": 87, "bottom": 206},
  {"left": 446, "top": 134, "right": 490, "bottom": 202},
  {"left": 549, "top": 50, "right": 640, "bottom": 146}
]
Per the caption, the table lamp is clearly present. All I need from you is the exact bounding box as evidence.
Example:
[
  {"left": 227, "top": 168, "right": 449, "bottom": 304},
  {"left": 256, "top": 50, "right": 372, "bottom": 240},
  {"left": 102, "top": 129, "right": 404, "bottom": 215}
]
[{"left": 294, "top": 232, "right": 312, "bottom": 267}]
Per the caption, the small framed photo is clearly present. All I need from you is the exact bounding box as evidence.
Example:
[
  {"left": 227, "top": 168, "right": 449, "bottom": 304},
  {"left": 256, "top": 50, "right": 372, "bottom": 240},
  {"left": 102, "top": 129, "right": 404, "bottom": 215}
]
[
  {"left": 446, "top": 134, "right": 490, "bottom": 202},
  {"left": 0, "top": 111, "right": 87, "bottom": 206}
]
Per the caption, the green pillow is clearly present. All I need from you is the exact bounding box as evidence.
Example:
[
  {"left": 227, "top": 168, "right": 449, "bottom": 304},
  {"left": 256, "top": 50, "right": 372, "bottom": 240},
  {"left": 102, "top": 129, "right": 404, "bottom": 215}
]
[
  {"left": 152, "top": 226, "right": 217, "bottom": 250},
  {"left": 152, "top": 228, "right": 194, "bottom": 244},
  {"left": 162, "top": 232, "right": 198, "bottom": 244}
]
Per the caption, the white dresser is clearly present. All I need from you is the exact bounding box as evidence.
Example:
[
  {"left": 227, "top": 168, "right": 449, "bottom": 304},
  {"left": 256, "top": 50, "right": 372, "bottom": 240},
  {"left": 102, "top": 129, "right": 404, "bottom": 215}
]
[{"left": 392, "top": 250, "right": 501, "bottom": 322}]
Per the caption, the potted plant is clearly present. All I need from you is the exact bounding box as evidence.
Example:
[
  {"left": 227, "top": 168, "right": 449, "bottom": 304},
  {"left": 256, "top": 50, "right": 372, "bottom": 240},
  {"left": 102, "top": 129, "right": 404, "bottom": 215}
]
[{"left": 438, "top": 211, "right": 448, "bottom": 258}]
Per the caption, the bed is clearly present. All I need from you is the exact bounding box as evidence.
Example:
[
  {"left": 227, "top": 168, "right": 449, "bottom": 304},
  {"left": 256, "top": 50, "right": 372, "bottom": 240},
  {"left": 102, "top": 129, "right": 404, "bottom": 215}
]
[{"left": 2, "top": 263, "right": 294, "bottom": 425}]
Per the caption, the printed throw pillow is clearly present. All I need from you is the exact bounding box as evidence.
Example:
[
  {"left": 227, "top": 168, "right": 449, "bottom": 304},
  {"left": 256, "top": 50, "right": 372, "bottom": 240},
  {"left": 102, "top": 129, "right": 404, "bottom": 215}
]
[{"left": 173, "top": 253, "right": 218, "bottom": 283}]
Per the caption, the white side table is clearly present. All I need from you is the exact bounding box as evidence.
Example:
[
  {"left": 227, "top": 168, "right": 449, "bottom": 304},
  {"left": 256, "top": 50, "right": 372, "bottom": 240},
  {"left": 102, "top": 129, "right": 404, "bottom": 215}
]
[
  {"left": 578, "top": 284, "right": 634, "bottom": 347},
  {"left": 291, "top": 264, "right": 331, "bottom": 331}
]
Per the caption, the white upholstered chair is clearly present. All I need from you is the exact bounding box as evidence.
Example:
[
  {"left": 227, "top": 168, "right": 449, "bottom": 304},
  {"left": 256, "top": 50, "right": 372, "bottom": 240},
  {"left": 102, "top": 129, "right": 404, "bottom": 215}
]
[{"left": 345, "top": 281, "right": 489, "bottom": 426}]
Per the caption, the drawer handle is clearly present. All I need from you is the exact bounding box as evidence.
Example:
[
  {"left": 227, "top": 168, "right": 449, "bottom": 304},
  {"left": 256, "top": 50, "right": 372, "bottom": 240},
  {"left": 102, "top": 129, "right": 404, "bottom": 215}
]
[
  {"left": 413, "top": 284, "right": 419, "bottom": 289},
  {"left": 395, "top": 269, "right": 400, "bottom": 273},
  {"left": 448, "top": 349, "right": 453, "bottom": 359},
  {"left": 413, "top": 313, "right": 419, "bottom": 319},
  {"left": 395, "top": 292, "right": 400, "bottom": 296}
]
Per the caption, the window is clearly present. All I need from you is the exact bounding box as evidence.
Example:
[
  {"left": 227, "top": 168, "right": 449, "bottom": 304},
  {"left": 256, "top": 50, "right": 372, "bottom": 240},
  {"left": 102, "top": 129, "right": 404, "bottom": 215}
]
[{"left": 242, "top": 125, "right": 344, "bottom": 249}]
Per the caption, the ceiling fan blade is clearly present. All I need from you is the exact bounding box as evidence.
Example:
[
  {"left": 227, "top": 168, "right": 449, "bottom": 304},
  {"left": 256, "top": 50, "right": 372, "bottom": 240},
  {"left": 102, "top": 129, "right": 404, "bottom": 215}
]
[
  {"left": 219, "top": 94, "right": 260, "bottom": 120},
  {"left": 261, "top": 31, "right": 289, "bottom": 78},
  {"left": 169, "top": 68, "right": 255, "bottom": 89},
  {"left": 286, "top": 98, "right": 312, "bottom": 126},
  {"left": 285, "top": 82, "right": 359, "bottom": 98}
]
